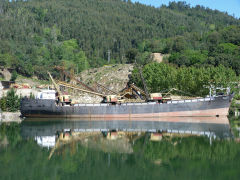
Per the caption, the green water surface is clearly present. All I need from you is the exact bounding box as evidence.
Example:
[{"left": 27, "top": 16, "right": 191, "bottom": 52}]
[{"left": 0, "top": 122, "right": 240, "bottom": 180}]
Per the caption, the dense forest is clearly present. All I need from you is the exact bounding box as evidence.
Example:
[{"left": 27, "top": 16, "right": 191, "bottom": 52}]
[{"left": 0, "top": 0, "right": 239, "bottom": 80}]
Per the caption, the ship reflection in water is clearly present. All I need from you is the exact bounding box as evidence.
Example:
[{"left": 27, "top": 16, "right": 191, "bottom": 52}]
[
  {"left": 21, "top": 116, "right": 232, "bottom": 150},
  {"left": 1, "top": 118, "right": 239, "bottom": 180}
]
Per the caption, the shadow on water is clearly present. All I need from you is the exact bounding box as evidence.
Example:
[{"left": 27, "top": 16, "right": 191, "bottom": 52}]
[{"left": 0, "top": 118, "right": 239, "bottom": 180}]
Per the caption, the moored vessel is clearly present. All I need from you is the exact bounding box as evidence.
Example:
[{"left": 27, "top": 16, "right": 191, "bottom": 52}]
[{"left": 20, "top": 94, "right": 232, "bottom": 120}]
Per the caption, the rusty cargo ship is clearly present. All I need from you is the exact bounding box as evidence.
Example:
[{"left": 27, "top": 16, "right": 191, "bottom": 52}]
[{"left": 20, "top": 95, "right": 232, "bottom": 120}]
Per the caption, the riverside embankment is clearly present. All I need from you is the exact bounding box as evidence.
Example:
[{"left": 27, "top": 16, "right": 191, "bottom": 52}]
[{"left": 0, "top": 112, "right": 22, "bottom": 123}]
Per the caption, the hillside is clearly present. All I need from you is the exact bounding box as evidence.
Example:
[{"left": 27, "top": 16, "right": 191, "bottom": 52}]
[
  {"left": 0, "top": 0, "right": 239, "bottom": 78},
  {"left": 70, "top": 64, "right": 133, "bottom": 103},
  {"left": 80, "top": 64, "right": 133, "bottom": 92}
]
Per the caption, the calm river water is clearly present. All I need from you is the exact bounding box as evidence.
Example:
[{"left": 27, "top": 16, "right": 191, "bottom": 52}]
[{"left": 0, "top": 119, "right": 240, "bottom": 180}]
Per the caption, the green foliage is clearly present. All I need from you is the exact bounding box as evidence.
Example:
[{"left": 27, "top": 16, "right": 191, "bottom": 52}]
[
  {"left": 126, "top": 48, "right": 138, "bottom": 63},
  {"left": 131, "top": 63, "right": 237, "bottom": 96},
  {"left": 169, "top": 50, "right": 208, "bottom": 66},
  {"left": 0, "top": 96, "right": 7, "bottom": 111},
  {"left": 10, "top": 70, "right": 17, "bottom": 81},
  {"left": 0, "top": 123, "right": 22, "bottom": 147},
  {"left": 172, "top": 36, "right": 188, "bottom": 52},
  {"left": 0, "top": 0, "right": 239, "bottom": 78},
  {"left": 0, "top": 53, "right": 17, "bottom": 67},
  {"left": 0, "top": 89, "right": 20, "bottom": 112},
  {"left": 141, "top": 136, "right": 240, "bottom": 162},
  {"left": 75, "top": 51, "right": 90, "bottom": 73},
  {"left": 136, "top": 51, "right": 153, "bottom": 65},
  {"left": 216, "top": 43, "right": 239, "bottom": 54},
  {"left": 163, "top": 26, "right": 240, "bottom": 75},
  {"left": 58, "top": 39, "right": 90, "bottom": 73},
  {"left": 234, "top": 94, "right": 240, "bottom": 100}
]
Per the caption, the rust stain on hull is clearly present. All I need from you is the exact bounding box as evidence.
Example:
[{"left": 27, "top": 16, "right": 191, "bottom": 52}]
[
  {"left": 24, "top": 108, "right": 228, "bottom": 118},
  {"left": 24, "top": 114, "right": 229, "bottom": 125}
]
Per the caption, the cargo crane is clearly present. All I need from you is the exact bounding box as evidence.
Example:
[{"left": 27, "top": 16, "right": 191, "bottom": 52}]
[
  {"left": 160, "top": 88, "right": 197, "bottom": 101},
  {"left": 54, "top": 66, "right": 95, "bottom": 92},
  {"left": 58, "top": 80, "right": 161, "bottom": 104},
  {"left": 56, "top": 80, "right": 124, "bottom": 104},
  {"left": 130, "top": 84, "right": 146, "bottom": 96},
  {"left": 49, "top": 70, "right": 126, "bottom": 104},
  {"left": 57, "top": 80, "right": 106, "bottom": 97},
  {"left": 119, "top": 83, "right": 164, "bottom": 103},
  {"left": 119, "top": 83, "right": 145, "bottom": 100},
  {"left": 93, "top": 82, "right": 118, "bottom": 95},
  {"left": 48, "top": 72, "right": 71, "bottom": 105}
]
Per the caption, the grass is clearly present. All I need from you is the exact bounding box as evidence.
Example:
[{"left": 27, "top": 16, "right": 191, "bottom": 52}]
[{"left": 16, "top": 74, "right": 49, "bottom": 85}]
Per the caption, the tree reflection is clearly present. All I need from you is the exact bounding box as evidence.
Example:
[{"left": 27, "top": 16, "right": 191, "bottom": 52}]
[{"left": 0, "top": 123, "right": 240, "bottom": 179}]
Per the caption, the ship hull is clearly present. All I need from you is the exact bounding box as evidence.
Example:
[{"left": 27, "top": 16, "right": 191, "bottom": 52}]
[{"left": 20, "top": 96, "right": 232, "bottom": 120}]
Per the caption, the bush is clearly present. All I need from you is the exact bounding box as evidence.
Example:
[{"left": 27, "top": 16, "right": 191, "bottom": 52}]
[
  {"left": 0, "top": 89, "right": 20, "bottom": 112},
  {"left": 10, "top": 70, "right": 18, "bottom": 81},
  {"left": 0, "top": 97, "right": 7, "bottom": 111}
]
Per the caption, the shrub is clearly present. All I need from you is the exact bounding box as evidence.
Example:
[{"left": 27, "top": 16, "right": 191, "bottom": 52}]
[
  {"left": 0, "top": 89, "right": 20, "bottom": 112},
  {"left": 10, "top": 70, "right": 18, "bottom": 81},
  {"left": 0, "top": 97, "right": 7, "bottom": 111}
]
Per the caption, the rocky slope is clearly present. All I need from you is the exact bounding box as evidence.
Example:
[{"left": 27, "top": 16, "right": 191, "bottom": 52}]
[
  {"left": 71, "top": 64, "right": 134, "bottom": 103},
  {"left": 80, "top": 64, "right": 133, "bottom": 93}
]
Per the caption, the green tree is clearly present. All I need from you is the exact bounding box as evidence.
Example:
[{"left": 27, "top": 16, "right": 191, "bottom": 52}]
[
  {"left": 0, "top": 0, "right": 239, "bottom": 78},
  {"left": 126, "top": 48, "right": 138, "bottom": 63},
  {"left": 0, "top": 53, "right": 17, "bottom": 68},
  {"left": 131, "top": 63, "right": 236, "bottom": 96},
  {"left": 5, "top": 89, "right": 20, "bottom": 112},
  {"left": 169, "top": 50, "right": 208, "bottom": 66},
  {"left": 10, "top": 70, "right": 17, "bottom": 81},
  {"left": 172, "top": 36, "right": 187, "bottom": 52}
]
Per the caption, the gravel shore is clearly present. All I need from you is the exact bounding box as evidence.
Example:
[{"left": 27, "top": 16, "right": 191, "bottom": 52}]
[{"left": 0, "top": 112, "right": 22, "bottom": 123}]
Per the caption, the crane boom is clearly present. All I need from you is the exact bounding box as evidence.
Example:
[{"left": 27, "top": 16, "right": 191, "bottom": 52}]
[
  {"left": 54, "top": 66, "right": 95, "bottom": 92},
  {"left": 48, "top": 72, "right": 62, "bottom": 96},
  {"left": 130, "top": 84, "right": 146, "bottom": 96},
  {"left": 94, "top": 82, "right": 118, "bottom": 95},
  {"left": 56, "top": 80, "right": 106, "bottom": 97}
]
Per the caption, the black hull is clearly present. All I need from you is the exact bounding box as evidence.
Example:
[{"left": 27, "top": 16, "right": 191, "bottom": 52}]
[{"left": 20, "top": 96, "right": 232, "bottom": 119}]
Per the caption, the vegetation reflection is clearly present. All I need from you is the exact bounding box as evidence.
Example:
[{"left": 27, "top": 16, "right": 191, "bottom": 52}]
[{"left": 0, "top": 123, "right": 240, "bottom": 180}]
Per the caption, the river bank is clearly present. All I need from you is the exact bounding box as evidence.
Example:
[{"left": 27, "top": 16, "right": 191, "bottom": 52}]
[{"left": 0, "top": 111, "right": 22, "bottom": 123}]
